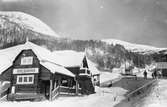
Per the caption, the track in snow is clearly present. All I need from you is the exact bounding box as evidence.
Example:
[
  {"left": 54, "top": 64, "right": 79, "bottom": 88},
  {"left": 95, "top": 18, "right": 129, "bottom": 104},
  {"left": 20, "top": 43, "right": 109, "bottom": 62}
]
[
  {"left": 114, "top": 78, "right": 157, "bottom": 107},
  {"left": 137, "top": 79, "right": 167, "bottom": 107}
]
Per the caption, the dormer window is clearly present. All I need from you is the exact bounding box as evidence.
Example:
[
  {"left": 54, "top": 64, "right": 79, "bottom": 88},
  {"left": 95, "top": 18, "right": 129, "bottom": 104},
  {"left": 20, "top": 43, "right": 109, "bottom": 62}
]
[{"left": 21, "top": 56, "right": 33, "bottom": 65}]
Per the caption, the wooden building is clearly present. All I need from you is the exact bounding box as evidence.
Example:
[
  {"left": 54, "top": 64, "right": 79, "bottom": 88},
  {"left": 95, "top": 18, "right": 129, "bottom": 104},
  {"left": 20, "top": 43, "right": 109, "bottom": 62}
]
[
  {"left": 156, "top": 53, "right": 167, "bottom": 77},
  {"left": 52, "top": 50, "right": 100, "bottom": 94},
  {"left": 0, "top": 41, "right": 100, "bottom": 101},
  {"left": 0, "top": 41, "right": 75, "bottom": 101}
]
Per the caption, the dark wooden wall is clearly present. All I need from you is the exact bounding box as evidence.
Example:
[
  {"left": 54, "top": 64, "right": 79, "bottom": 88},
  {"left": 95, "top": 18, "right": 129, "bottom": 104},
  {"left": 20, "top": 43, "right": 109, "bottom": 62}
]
[
  {"left": 13, "top": 49, "right": 40, "bottom": 68},
  {"left": 40, "top": 65, "right": 52, "bottom": 80},
  {"left": 66, "top": 67, "right": 80, "bottom": 75},
  {"left": 11, "top": 49, "right": 40, "bottom": 93}
]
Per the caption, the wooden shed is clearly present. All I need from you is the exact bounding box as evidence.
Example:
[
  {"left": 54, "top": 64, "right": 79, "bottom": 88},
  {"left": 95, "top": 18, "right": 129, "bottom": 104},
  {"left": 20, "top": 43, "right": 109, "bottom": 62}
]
[
  {"left": 52, "top": 50, "right": 100, "bottom": 94},
  {"left": 0, "top": 41, "right": 75, "bottom": 101}
]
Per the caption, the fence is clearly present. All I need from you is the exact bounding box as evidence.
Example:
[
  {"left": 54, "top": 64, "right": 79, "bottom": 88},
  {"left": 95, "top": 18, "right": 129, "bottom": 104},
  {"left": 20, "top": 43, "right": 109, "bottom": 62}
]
[
  {"left": 51, "top": 86, "right": 60, "bottom": 100},
  {"left": 0, "top": 88, "right": 9, "bottom": 101},
  {"left": 126, "top": 79, "right": 157, "bottom": 101},
  {"left": 51, "top": 86, "right": 80, "bottom": 100},
  {"left": 0, "top": 82, "right": 10, "bottom": 101},
  {"left": 100, "top": 76, "right": 122, "bottom": 87}
]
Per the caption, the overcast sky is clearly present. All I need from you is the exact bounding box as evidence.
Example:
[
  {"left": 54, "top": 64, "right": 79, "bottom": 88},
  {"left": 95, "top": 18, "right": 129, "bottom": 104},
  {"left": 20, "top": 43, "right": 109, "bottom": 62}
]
[{"left": 0, "top": 0, "right": 167, "bottom": 48}]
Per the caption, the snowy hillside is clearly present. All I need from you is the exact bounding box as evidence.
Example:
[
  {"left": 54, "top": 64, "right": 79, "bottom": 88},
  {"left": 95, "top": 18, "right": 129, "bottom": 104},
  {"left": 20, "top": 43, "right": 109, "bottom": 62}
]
[
  {"left": 102, "top": 39, "right": 167, "bottom": 54},
  {"left": 0, "top": 11, "right": 59, "bottom": 37}
]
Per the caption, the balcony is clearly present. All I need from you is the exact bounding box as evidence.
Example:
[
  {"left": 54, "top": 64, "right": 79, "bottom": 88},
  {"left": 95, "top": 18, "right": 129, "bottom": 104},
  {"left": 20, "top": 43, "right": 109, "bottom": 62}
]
[{"left": 79, "top": 68, "right": 91, "bottom": 77}]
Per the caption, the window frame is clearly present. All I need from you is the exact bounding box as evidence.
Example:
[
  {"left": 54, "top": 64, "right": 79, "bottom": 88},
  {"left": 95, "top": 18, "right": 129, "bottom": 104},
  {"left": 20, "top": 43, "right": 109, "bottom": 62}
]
[
  {"left": 16, "top": 75, "right": 34, "bottom": 84},
  {"left": 21, "top": 56, "right": 33, "bottom": 65}
]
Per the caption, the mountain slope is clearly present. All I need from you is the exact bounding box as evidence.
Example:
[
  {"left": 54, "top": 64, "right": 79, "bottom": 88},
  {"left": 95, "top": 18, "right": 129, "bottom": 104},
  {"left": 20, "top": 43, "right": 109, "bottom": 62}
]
[
  {"left": 0, "top": 11, "right": 165, "bottom": 70},
  {"left": 0, "top": 11, "right": 165, "bottom": 55},
  {"left": 0, "top": 11, "right": 59, "bottom": 37},
  {"left": 102, "top": 39, "right": 167, "bottom": 54},
  {"left": 0, "top": 11, "right": 61, "bottom": 49}
]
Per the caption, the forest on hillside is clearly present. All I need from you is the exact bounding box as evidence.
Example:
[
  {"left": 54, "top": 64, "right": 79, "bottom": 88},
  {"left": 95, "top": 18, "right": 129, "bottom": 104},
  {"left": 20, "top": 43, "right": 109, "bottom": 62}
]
[
  {"left": 32, "top": 38, "right": 157, "bottom": 70},
  {"left": 0, "top": 20, "right": 161, "bottom": 71}
]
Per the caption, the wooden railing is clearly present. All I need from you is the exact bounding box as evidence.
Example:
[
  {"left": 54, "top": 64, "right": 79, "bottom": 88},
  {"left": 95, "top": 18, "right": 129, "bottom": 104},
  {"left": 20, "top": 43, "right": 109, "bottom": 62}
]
[
  {"left": 51, "top": 86, "right": 81, "bottom": 100},
  {"left": 0, "top": 82, "right": 10, "bottom": 101},
  {"left": 59, "top": 86, "right": 76, "bottom": 94},
  {"left": 0, "top": 88, "right": 8, "bottom": 100},
  {"left": 100, "top": 76, "right": 122, "bottom": 87},
  {"left": 51, "top": 86, "right": 60, "bottom": 100},
  {"left": 126, "top": 79, "right": 157, "bottom": 100}
]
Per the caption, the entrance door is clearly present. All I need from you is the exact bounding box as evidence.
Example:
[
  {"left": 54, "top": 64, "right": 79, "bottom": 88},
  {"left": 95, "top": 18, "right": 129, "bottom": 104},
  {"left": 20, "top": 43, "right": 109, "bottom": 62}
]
[{"left": 40, "top": 80, "right": 50, "bottom": 99}]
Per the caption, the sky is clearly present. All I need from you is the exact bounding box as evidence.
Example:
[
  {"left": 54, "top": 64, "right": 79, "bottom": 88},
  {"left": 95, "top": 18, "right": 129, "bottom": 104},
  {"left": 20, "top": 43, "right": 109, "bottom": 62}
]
[{"left": 0, "top": 0, "right": 167, "bottom": 48}]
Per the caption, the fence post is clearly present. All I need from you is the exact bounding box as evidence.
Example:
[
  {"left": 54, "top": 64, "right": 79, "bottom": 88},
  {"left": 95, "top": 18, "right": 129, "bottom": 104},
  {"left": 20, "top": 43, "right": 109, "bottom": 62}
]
[
  {"left": 75, "top": 80, "right": 79, "bottom": 95},
  {"left": 49, "top": 80, "right": 53, "bottom": 101}
]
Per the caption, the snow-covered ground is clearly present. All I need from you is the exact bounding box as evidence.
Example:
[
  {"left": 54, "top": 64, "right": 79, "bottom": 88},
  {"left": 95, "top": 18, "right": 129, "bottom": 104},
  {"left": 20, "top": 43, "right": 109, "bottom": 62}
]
[
  {"left": 0, "top": 71, "right": 128, "bottom": 107},
  {"left": 100, "top": 71, "right": 121, "bottom": 84},
  {"left": 0, "top": 69, "right": 160, "bottom": 107},
  {"left": 0, "top": 88, "right": 126, "bottom": 107},
  {"left": 136, "top": 79, "right": 167, "bottom": 107},
  {"left": 0, "top": 86, "right": 128, "bottom": 107}
]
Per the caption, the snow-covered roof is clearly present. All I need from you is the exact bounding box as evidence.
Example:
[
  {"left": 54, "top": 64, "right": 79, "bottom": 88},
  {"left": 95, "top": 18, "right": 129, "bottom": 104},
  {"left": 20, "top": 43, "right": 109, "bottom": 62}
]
[
  {"left": 0, "top": 42, "right": 74, "bottom": 77},
  {"left": 0, "top": 42, "right": 100, "bottom": 76},
  {"left": 0, "top": 41, "right": 54, "bottom": 64},
  {"left": 40, "top": 61, "right": 75, "bottom": 77},
  {"left": 52, "top": 50, "right": 85, "bottom": 67},
  {"left": 52, "top": 50, "right": 100, "bottom": 75},
  {"left": 0, "top": 11, "right": 59, "bottom": 37},
  {"left": 87, "top": 59, "right": 100, "bottom": 75}
]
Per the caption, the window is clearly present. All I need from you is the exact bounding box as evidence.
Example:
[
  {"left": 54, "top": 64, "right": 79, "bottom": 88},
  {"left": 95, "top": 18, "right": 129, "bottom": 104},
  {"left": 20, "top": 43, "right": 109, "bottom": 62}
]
[
  {"left": 24, "top": 77, "right": 28, "bottom": 82},
  {"left": 79, "top": 68, "right": 91, "bottom": 76},
  {"left": 21, "top": 56, "right": 33, "bottom": 65},
  {"left": 29, "top": 77, "right": 33, "bottom": 82},
  {"left": 18, "top": 77, "right": 22, "bottom": 82},
  {"left": 16, "top": 75, "right": 34, "bottom": 84}
]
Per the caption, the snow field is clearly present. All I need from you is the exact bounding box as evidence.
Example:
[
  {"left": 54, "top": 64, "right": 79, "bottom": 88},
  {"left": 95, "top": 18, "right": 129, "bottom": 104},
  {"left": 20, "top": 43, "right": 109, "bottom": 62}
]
[{"left": 139, "top": 79, "right": 167, "bottom": 107}]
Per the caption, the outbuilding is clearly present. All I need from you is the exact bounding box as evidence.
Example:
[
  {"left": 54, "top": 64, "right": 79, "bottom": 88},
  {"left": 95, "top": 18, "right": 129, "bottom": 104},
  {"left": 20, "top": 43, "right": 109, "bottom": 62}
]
[
  {"left": 52, "top": 50, "right": 100, "bottom": 94},
  {"left": 155, "top": 52, "right": 167, "bottom": 77}
]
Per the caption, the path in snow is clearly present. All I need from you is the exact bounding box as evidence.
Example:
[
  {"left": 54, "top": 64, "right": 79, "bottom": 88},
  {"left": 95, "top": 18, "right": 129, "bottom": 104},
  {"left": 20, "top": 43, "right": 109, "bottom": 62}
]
[
  {"left": 114, "top": 79, "right": 157, "bottom": 107},
  {"left": 135, "top": 79, "right": 167, "bottom": 107}
]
